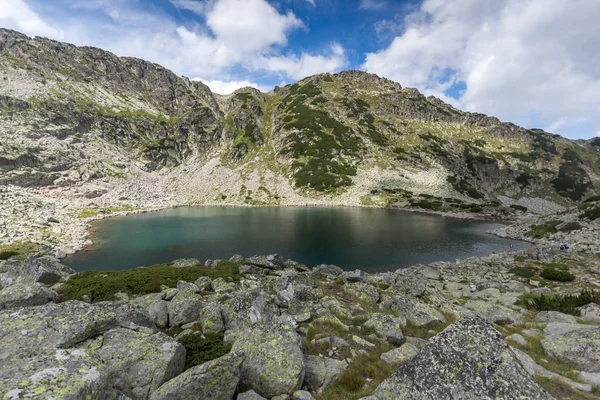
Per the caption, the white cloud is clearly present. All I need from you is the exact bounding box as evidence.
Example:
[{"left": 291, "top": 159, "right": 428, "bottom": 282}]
[
  {"left": 363, "top": 0, "right": 600, "bottom": 139},
  {"left": 0, "top": 0, "right": 63, "bottom": 39},
  {"left": 194, "top": 78, "right": 265, "bottom": 94},
  {"left": 255, "top": 43, "right": 346, "bottom": 80},
  {"left": 360, "top": 0, "right": 386, "bottom": 11},
  {"left": 206, "top": 0, "right": 303, "bottom": 53},
  {"left": 169, "top": 0, "right": 209, "bottom": 15}
]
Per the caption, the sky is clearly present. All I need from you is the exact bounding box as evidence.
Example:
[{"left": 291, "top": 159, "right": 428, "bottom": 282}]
[{"left": 1, "top": 0, "right": 600, "bottom": 140}]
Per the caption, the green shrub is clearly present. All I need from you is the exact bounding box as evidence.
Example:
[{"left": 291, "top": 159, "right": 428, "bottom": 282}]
[
  {"left": 527, "top": 220, "right": 561, "bottom": 238},
  {"left": 513, "top": 256, "right": 527, "bottom": 262},
  {"left": 552, "top": 150, "right": 591, "bottom": 201},
  {"left": 557, "top": 222, "right": 581, "bottom": 233},
  {"left": 540, "top": 267, "right": 575, "bottom": 282},
  {"left": 581, "top": 206, "right": 600, "bottom": 221},
  {"left": 510, "top": 266, "right": 536, "bottom": 278},
  {"left": 59, "top": 262, "right": 240, "bottom": 302},
  {"left": 583, "top": 195, "right": 600, "bottom": 203},
  {"left": 510, "top": 204, "right": 528, "bottom": 212},
  {"left": 590, "top": 137, "right": 600, "bottom": 147},
  {"left": 178, "top": 332, "right": 231, "bottom": 370},
  {"left": 522, "top": 290, "right": 600, "bottom": 315},
  {"left": 516, "top": 172, "right": 532, "bottom": 188},
  {"left": 0, "top": 251, "right": 19, "bottom": 260}
]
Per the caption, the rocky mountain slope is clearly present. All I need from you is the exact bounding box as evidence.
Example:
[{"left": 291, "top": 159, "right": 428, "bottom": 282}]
[{"left": 0, "top": 28, "right": 599, "bottom": 256}]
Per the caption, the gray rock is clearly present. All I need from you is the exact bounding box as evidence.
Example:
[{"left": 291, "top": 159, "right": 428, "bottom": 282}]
[
  {"left": 589, "top": 267, "right": 600, "bottom": 275},
  {"left": 237, "top": 390, "right": 267, "bottom": 400},
  {"left": 343, "top": 282, "right": 379, "bottom": 303},
  {"left": 303, "top": 355, "right": 347, "bottom": 394},
  {"left": 512, "top": 347, "right": 592, "bottom": 393},
  {"left": 463, "top": 300, "right": 522, "bottom": 325},
  {"left": 194, "top": 276, "right": 212, "bottom": 291},
  {"left": 132, "top": 293, "right": 168, "bottom": 328},
  {"left": 232, "top": 323, "right": 305, "bottom": 398},
  {"left": 380, "top": 343, "right": 419, "bottom": 365},
  {"left": 393, "top": 268, "right": 429, "bottom": 297},
  {"left": 506, "top": 333, "right": 528, "bottom": 347},
  {"left": 541, "top": 323, "right": 600, "bottom": 372},
  {"left": 150, "top": 351, "right": 244, "bottom": 400},
  {"left": 0, "top": 283, "right": 57, "bottom": 309},
  {"left": 0, "top": 257, "right": 74, "bottom": 286},
  {"left": 0, "top": 300, "right": 154, "bottom": 399},
  {"left": 88, "top": 328, "right": 185, "bottom": 399},
  {"left": 247, "top": 254, "right": 286, "bottom": 270},
  {"left": 311, "top": 264, "right": 343, "bottom": 279},
  {"left": 221, "top": 289, "right": 280, "bottom": 331},
  {"left": 229, "top": 254, "right": 246, "bottom": 263},
  {"left": 167, "top": 288, "right": 203, "bottom": 327},
  {"left": 200, "top": 305, "right": 225, "bottom": 334},
  {"left": 172, "top": 258, "right": 200, "bottom": 268},
  {"left": 364, "top": 314, "right": 406, "bottom": 345},
  {"left": 388, "top": 297, "right": 445, "bottom": 327},
  {"left": 177, "top": 280, "right": 200, "bottom": 292},
  {"left": 370, "top": 318, "right": 552, "bottom": 400},
  {"left": 577, "top": 303, "right": 600, "bottom": 323},
  {"left": 292, "top": 391, "right": 315, "bottom": 400},
  {"left": 345, "top": 269, "right": 366, "bottom": 283},
  {"left": 535, "top": 311, "right": 576, "bottom": 324},
  {"left": 212, "top": 277, "right": 237, "bottom": 292}
]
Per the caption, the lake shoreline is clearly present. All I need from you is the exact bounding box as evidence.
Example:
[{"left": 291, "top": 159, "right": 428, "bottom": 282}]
[{"left": 67, "top": 203, "right": 532, "bottom": 272}]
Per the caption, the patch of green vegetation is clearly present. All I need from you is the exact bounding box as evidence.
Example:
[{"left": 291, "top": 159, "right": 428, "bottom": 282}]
[
  {"left": 580, "top": 205, "right": 600, "bottom": 221},
  {"left": 143, "top": 137, "right": 177, "bottom": 153},
  {"left": 464, "top": 147, "right": 496, "bottom": 173},
  {"left": 318, "top": 344, "right": 395, "bottom": 400},
  {"left": 178, "top": 332, "right": 231, "bottom": 370},
  {"left": 409, "top": 198, "right": 443, "bottom": 211},
  {"left": 0, "top": 241, "right": 39, "bottom": 260},
  {"left": 527, "top": 220, "right": 561, "bottom": 238},
  {"left": 536, "top": 376, "right": 600, "bottom": 400},
  {"left": 583, "top": 195, "right": 600, "bottom": 203},
  {"left": 521, "top": 289, "right": 600, "bottom": 315},
  {"left": 510, "top": 204, "right": 528, "bottom": 212},
  {"left": 558, "top": 222, "right": 582, "bottom": 233},
  {"left": 528, "top": 129, "right": 558, "bottom": 155},
  {"left": 322, "top": 75, "right": 334, "bottom": 82},
  {"left": 296, "top": 82, "right": 322, "bottom": 97},
  {"left": 233, "top": 92, "right": 253, "bottom": 102},
  {"left": 509, "top": 266, "right": 536, "bottom": 278},
  {"left": 513, "top": 256, "right": 527, "bottom": 262},
  {"left": 540, "top": 267, "right": 575, "bottom": 282},
  {"left": 359, "top": 113, "right": 388, "bottom": 146},
  {"left": 58, "top": 262, "right": 240, "bottom": 302},
  {"left": 77, "top": 208, "right": 100, "bottom": 219},
  {"left": 448, "top": 177, "right": 485, "bottom": 199},
  {"left": 552, "top": 149, "right": 591, "bottom": 201}
]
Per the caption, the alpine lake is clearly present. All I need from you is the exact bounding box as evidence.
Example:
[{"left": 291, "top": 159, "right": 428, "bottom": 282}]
[{"left": 65, "top": 206, "right": 530, "bottom": 272}]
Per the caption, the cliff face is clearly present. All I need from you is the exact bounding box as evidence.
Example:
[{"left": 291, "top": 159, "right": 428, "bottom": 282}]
[{"left": 0, "top": 28, "right": 599, "bottom": 229}]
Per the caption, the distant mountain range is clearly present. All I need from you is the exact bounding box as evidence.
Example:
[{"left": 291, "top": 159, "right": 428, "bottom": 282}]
[{"left": 1, "top": 28, "right": 599, "bottom": 216}]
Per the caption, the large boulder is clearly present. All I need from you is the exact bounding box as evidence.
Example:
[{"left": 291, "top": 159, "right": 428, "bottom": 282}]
[
  {"left": 386, "top": 297, "right": 445, "bottom": 327},
  {"left": 247, "top": 254, "right": 286, "bottom": 270},
  {"left": 370, "top": 318, "right": 552, "bottom": 399},
  {"left": 0, "top": 283, "right": 57, "bottom": 309},
  {"left": 303, "top": 355, "right": 348, "bottom": 394},
  {"left": 86, "top": 327, "right": 185, "bottom": 399},
  {"left": 150, "top": 351, "right": 244, "bottom": 400},
  {"left": 343, "top": 282, "right": 379, "bottom": 303},
  {"left": 232, "top": 323, "right": 305, "bottom": 398},
  {"left": 463, "top": 300, "right": 522, "bottom": 325},
  {"left": 380, "top": 343, "right": 419, "bottom": 365},
  {"left": 0, "top": 257, "right": 74, "bottom": 286},
  {"left": 220, "top": 289, "right": 279, "bottom": 331},
  {"left": 364, "top": 314, "right": 406, "bottom": 345},
  {"left": 535, "top": 311, "right": 576, "bottom": 324},
  {"left": 541, "top": 323, "right": 600, "bottom": 372},
  {"left": 200, "top": 304, "right": 225, "bottom": 334},
  {"left": 132, "top": 293, "right": 169, "bottom": 328},
  {"left": 0, "top": 300, "right": 155, "bottom": 399},
  {"left": 167, "top": 288, "right": 203, "bottom": 327}
]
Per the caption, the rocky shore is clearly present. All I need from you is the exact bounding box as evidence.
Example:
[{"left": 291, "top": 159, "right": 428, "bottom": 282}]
[{"left": 1, "top": 242, "right": 599, "bottom": 399}]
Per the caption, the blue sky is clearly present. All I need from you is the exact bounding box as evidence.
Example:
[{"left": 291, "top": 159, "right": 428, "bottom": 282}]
[{"left": 2, "top": 0, "right": 600, "bottom": 139}]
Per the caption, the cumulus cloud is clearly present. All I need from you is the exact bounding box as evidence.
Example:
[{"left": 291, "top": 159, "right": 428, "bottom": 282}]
[
  {"left": 0, "top": 0, "right": 64, "bottom": 38},
  {"left": 363, "top": 0, "right": 600, "bottom": 139},
  {"left": 255, "top": 43, "right": 346, "bottom": 80},
  {"left": 360, "top": 0, "right": 386, "bottom": 11},
  {"left": 193, "top": 78, "right": 266, "bottom": 94}
]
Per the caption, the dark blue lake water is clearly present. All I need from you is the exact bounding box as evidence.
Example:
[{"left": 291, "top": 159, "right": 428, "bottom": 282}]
[{"left": 65, "top": 206, "right": 529, "bottom": 272}]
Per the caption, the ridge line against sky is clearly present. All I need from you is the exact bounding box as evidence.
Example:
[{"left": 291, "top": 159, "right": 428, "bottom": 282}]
[{"left": 1, "top": 0, "right": 599, "bottom": 139}]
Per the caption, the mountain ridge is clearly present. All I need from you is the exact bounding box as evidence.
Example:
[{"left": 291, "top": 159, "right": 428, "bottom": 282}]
[{"left": 0, "top": 27, "right": 599, "bottom": 256}]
